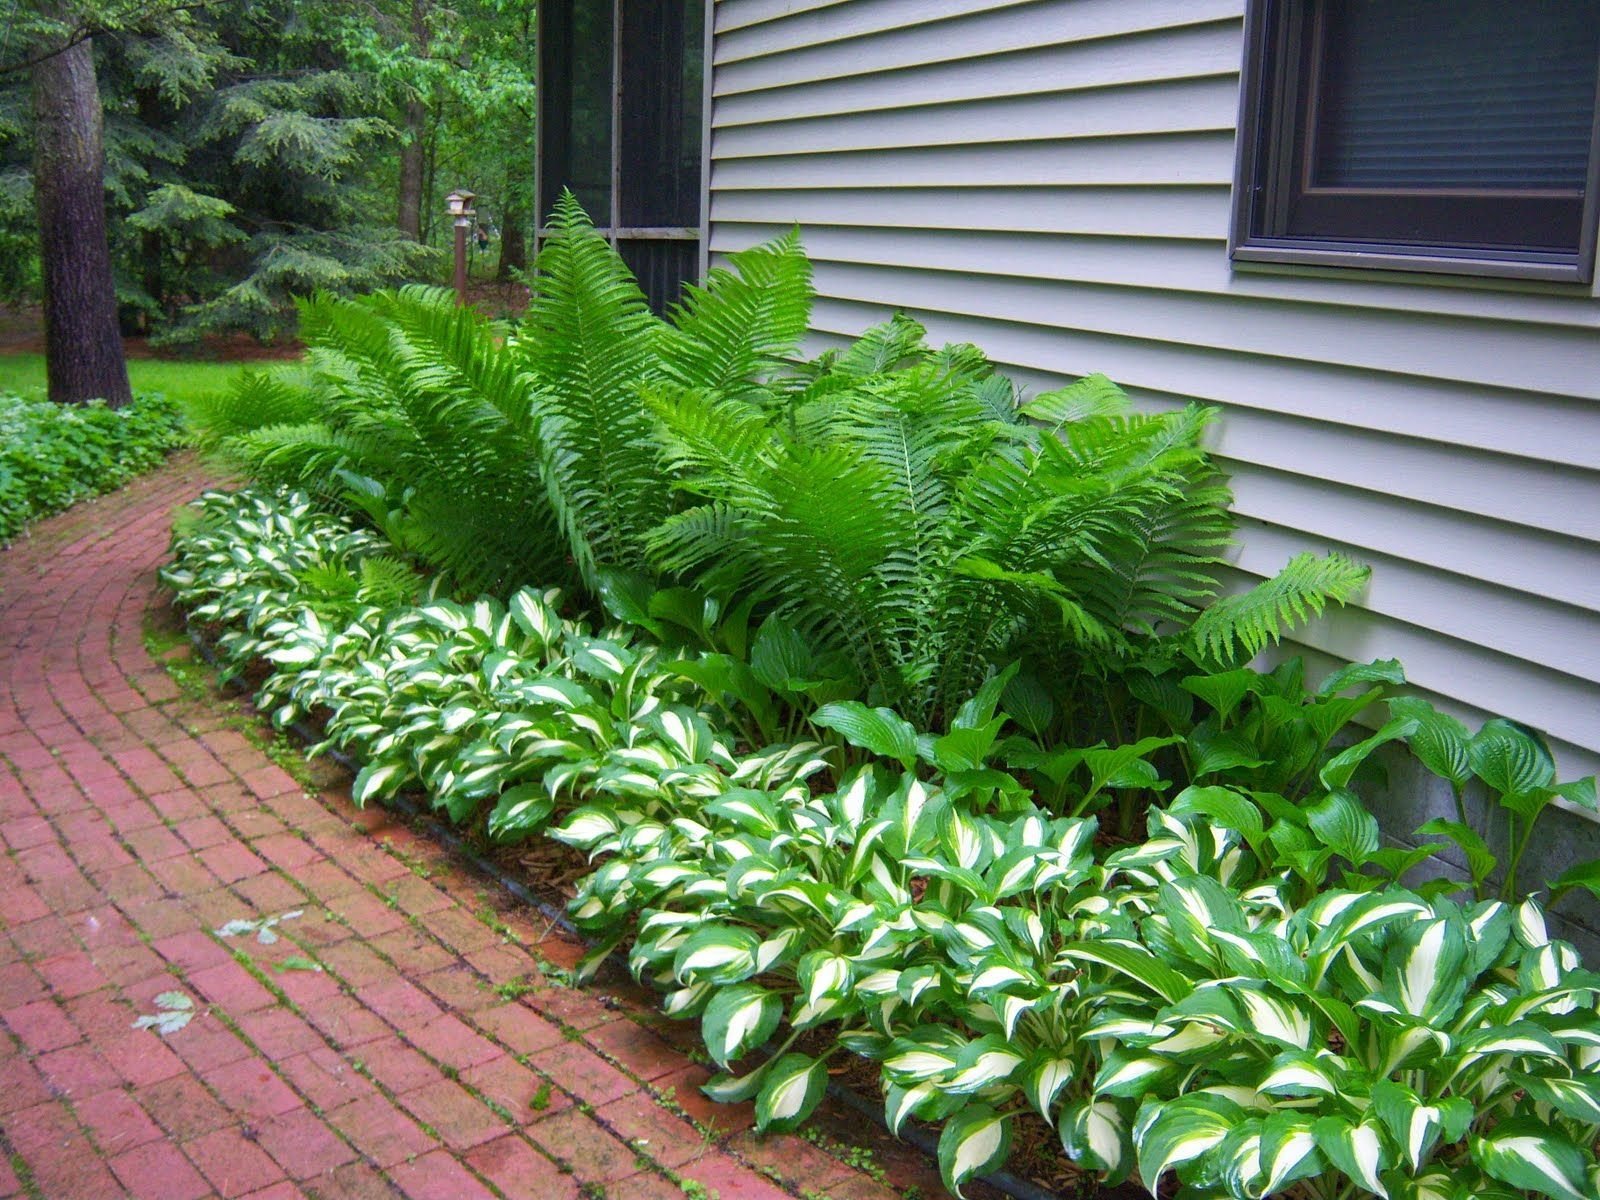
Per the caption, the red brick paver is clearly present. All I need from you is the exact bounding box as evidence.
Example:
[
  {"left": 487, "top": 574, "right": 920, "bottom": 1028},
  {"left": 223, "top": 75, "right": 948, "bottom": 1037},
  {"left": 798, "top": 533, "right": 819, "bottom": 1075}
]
[{"left": 0, "top": 461, "right": 955, "bottom": 1198}]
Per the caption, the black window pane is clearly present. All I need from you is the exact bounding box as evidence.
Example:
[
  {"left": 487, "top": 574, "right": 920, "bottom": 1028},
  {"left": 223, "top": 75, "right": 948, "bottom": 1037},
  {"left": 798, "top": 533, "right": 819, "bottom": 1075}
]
[
  {"left": 539, "top": 0, "right": 613, "bottom": 222},
  {"left": 1313, "top": 0, "right": 1600, "bottom": 190},
  {"left": 619, "top": 0, "right": 704, "bottom": 227}
]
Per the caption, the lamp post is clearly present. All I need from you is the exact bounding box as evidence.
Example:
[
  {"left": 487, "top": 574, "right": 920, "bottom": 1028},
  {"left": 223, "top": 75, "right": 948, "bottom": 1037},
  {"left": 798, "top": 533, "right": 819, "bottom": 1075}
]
[{"left": 446, "top": 189, "right": 476, "bottom": 306}]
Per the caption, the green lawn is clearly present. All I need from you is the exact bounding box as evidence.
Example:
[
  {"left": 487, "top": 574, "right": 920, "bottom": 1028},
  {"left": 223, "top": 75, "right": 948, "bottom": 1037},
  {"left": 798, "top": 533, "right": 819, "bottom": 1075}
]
[{"left": 0, "top": 353, "right": 293, "bottom": 407}]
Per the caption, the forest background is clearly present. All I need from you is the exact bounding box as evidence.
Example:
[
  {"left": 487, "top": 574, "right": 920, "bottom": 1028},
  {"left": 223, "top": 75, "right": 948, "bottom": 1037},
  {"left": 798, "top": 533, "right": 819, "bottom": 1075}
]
[{"left": 1, "top": 0, "right": 537, "bottom": 347}]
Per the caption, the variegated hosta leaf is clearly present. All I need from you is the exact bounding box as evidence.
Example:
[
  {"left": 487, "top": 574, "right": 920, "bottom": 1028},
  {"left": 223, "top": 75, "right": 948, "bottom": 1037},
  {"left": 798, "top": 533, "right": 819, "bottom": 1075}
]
[
  {"left": 1226, "top": 983, "right": 1314, "bottom": 1051},
  {"left": 1093, "top": 1048, "right": 1180, "bottom": 1099},
  {"left": 1454, "top": 1021, "right": 1564, "bottom": 1064},
  {"left": 1313, "top": 1114, "right": 1394, "bottom": 1198},
  {"left": 1395, "top": 1170, "right": 1475, "bottom": 1200},
  {"left": 1469, "top": 1120, "right": 1597, "bottom": 1200},
  {"left": 883, "top": 1026, "right": 966, "bottom": 1084},
  {"left": 886, "top": 1081, "right": 936, "bottom": 1137},
  {"left": 702, "top": 1059, "right": 770, "bottom": 1104},
  {"left": 1059, "top": 1097, "right": 1130, "bottom": 1179},
  {"left": 797, "top": 950, "right": 852, "bottom": 1008},
  {"left": 1256, "top": 1048, "right": 1347, "bottom": 1098},
  {"left": 1060, "top": 941, "right": 1193, "bottom": 1005},
  {"left": 1021, "top": 1051, "right": 1076, "bottom": 1124},
  {"left": 753, "top": 1052, "right": 828, "bottom": 1133},
  {"left": 1133, "top": 1093, "right": 1242, "bottom": 1191},
  {"left": 700, "top": 984, "right": 782, "bottom": 1068},
  {"left": 486, "top": 783, "right": 555, "bottom": 842},
  {"left": 943, "top": 1035, "right": 1024, "bottom": 1096},
  {"left": 672, "top": 925, "right": 760, "bottom": 985},
  {"left": 1159, "top": 875, "right": 1246, "bottom": 962},
  {"left": 1380, "top": 915, "right": 1470, "bottom": 1025},
  {"left": 551, "top": 806, "right": 622, "bottom": 851},
  {"left": 1304, "top": 890, "right": 1431, "bottom": 980},
  {"left": 937, "top": 1104, "right": 1010, "bottom": 1198},
  {"left": 351, "top": 760, "right": 410, "bottom": 807},
  {"left": 1514, "top": 1069, "right": 1600, "bottom": 1125},
  {"left": 1372, "top": 1080, "right": 1473, "bottom": 1173},
  {"left": 1257, "top": 1112, "right": 1322, "bottom": 1196}
]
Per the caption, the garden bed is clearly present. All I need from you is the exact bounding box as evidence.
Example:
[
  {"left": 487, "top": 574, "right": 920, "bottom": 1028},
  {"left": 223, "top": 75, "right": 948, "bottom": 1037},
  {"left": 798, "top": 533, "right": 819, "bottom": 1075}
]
[{"left": 160, "top": 205, "right": 1600, "bottom": 1200}]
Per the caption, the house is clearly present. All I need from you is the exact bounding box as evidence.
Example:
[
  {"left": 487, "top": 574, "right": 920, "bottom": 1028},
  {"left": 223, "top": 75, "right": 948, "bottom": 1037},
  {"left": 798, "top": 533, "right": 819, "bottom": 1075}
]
[{"left": 535, "top": 1, "right": 1600, "bottom": 929}]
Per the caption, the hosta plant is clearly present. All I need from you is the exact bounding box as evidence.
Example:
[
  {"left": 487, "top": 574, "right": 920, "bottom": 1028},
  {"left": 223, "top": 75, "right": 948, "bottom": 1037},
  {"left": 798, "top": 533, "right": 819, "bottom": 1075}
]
[
  {"left": 1115, "top": 873, "right": 1600, "bottom": 1199},
  {"left": 159, "top": 487, "right": 422, "bottom": 681},
  {"left": 554, "top": 750, "right": 1128, "bottom": 1195}
]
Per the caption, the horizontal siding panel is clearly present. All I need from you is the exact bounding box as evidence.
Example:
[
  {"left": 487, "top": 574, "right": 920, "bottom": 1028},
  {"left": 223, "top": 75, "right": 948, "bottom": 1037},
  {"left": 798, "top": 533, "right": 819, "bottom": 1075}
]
[
  {"left": 1219, "top": 546, "right": 1600, "bottom": 762},
  {"left": 720, "top": 227, "right": 1600, "bottom": 467},
  {"left": 713, "top": 78, "right": 1239, "bottom": 154},
  {"left": 801, "top": 261, "right": 1600, "bottom": 402},
  {"left": 717, "top": 0, "right": 1241, "bottom": 64},
  {"left": 710, "top": 133, "right": 1238, "bottom": 189},
  {"left": 714, "top": 23, "right": 1242, "bottom": 121},
  {"left": 707, "top": 185, "right": 1231, "bottom": 239},
  {"left": 1210, "top": 422, "right": 1599, "bottom": 544},
  {"left": 710, "top": 222, "right": 1600, "bottom": 332},
  {"left": 744, "top": 239, "right": 1600, "bottom": 467},
  {"left": 1221, "top": 467, "right": 1600, "bottom": 614},
  {"left": 805, "top": 296, "right": 1600, "bottom": 543},
  {"left": 1230, "top": 520, "right": 1600, "bottom": 687},
  {"left": 715, "top": 0, "right": 853, "bottom": 35},
  {"left": 717, "top": 3, "right": 1237, "bottom": 94}
]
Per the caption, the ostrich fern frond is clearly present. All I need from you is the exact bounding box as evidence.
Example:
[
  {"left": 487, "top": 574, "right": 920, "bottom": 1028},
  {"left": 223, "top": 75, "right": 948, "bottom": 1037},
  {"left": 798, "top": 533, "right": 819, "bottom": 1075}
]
[
  {"left": 516, "top": 192, "right": 672, "bottom": 589},
  {"left": 190, "top": 286, "right": 567, "bottom": 595},
  {"left": 661, "top": 228, "right": 813, "bottom": 399},
  {"left": 185, "top": 368, "right": 323, "bottom": 454},
  {"left": 1189, "top": 551, "right": 1371, "bottom": 664}
]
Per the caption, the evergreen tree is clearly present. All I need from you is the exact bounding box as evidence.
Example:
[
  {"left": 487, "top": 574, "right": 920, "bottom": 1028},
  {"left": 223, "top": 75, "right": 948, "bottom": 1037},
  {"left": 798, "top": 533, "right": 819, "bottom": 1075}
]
[{"left": 0, "top": 0, "right": 541, "bottom": 347}]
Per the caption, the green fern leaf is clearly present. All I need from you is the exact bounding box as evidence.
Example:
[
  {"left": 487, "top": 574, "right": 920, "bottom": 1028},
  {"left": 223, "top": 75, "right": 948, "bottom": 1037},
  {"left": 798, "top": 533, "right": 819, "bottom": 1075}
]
[{"left": 1189, "top": 552, "right": 1371, "bottom": 663}]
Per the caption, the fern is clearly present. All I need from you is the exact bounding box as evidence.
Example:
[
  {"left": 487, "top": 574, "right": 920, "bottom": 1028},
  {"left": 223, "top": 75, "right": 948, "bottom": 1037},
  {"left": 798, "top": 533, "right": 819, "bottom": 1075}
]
[
  {"left": 649, "top": 315, "right": 1206, "bottom": 723},
  {"left": 660, "top": 227, "right": 813, "bottom": 398},
  {"left": 1189, "top": 551, "right": 1371, "bottom": 664},
  {"left": 516, "top": 192, "right": 671, "bottom": 589},
  {"left": 188, "top": 285, "right": 569, "bottom": 595},
  {"left": 185, "top": 368, "right": 323, "bottom": 453}
]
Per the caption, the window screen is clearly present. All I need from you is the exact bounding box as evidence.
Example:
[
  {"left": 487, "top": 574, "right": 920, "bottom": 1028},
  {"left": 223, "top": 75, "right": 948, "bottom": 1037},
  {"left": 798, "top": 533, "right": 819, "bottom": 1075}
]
[
  {"left": 1311, "top": 1, "right": 1600, "bottom": 191},
  {"left": 538, "top": 0, "right": 706, "bottom": 313},
  {"left": 537, "top": 0, "right": 613, "bottom": 222}
]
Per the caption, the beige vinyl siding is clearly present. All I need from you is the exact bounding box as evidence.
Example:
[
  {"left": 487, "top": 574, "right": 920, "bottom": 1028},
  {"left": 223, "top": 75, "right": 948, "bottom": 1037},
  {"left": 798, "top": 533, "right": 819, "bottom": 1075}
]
[{"left": 705, "top": 0, "right": 1600, "bottom": 786}]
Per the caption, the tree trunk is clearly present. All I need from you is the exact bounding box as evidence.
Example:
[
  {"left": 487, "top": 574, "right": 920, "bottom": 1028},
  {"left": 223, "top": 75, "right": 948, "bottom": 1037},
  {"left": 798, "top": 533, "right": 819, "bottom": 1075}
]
[
  {"left": 32, "top": 36, "right": 131, "bottom": 408},
  {"left": 497, "top": 193, "right": 527, "bottom": 279},
  {"left": 397, "top": 96, "right": 426, "bottom": 240},
  {"left": 395, "top": 0, "right": 429, "bottom": 240}
]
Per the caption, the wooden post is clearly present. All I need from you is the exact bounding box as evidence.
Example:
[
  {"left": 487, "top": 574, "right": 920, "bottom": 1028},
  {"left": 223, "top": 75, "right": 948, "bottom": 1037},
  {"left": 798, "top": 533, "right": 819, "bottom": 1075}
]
[
  {"left": 453, "top": 217, "right": 468, "bottom": 305},
  {"left": 446, "top": 190, "right": 475, "bottom": 307}
]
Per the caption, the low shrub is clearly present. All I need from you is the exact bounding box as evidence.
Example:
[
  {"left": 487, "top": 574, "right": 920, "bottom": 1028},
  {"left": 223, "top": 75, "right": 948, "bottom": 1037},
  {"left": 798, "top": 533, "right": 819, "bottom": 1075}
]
[
  {"left": 188, "top": 197, "right": 1369, "bottom": 740},
  {"left": 0, "top": 390, "right": 186, "bottom": 543},
  {"left": 164, "top": 486, "right": 1600, "bottom": 1200}
]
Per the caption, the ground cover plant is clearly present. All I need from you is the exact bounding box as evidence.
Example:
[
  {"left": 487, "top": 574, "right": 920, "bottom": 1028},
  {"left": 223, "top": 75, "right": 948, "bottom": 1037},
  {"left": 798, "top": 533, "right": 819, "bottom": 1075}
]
[
  {"left": 168, "top": 205, "right": 1600, "bottom": 1199},
  {"left": 165, "top": 483, "right": 1600, "bottom": 1200},
  {"left": 0, "top": 388, "right": 185, "bottom": 543}
]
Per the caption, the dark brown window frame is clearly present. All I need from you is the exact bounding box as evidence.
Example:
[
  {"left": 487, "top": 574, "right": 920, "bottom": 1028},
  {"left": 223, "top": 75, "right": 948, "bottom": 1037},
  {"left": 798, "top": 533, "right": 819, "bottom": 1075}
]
[{"left": 1230, "top": 0, "right": 1600, "bottom": 284}]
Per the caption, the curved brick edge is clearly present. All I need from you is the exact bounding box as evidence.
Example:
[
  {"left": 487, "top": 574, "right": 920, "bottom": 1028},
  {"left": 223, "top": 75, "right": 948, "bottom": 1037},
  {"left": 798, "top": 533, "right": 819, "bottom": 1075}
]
[{"left": 0, "top": 459, "right": 955, "bottom": 1200}]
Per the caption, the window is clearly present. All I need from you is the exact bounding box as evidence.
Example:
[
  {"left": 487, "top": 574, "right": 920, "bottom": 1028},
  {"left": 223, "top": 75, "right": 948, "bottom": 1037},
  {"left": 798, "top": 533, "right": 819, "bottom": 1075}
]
[
  {"left": 1231, "top": 0, "right": 1600, "bottom": 282},
  {"left": 537, "top": 0, "right": 707, "bottom": 312}
]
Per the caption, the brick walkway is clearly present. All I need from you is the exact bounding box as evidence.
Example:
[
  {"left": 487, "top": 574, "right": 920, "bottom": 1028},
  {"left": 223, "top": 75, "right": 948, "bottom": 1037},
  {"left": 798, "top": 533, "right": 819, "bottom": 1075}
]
[{"left": 0, "top": 460, "right": 953, "bottom": 1200}]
